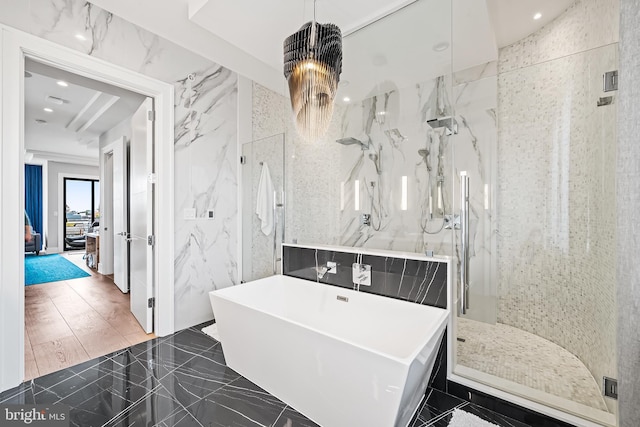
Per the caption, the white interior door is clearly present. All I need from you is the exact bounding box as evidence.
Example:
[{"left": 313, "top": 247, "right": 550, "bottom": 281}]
[
  {"left": 112, "top": 137, "right": 129, "bottom": 293},
  {"left": 130, "top": 98, "right": 154, "bottom": 333}
]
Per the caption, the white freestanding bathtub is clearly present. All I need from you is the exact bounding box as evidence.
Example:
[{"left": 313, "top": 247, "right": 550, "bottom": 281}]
[{"left": 209, "top": 275, "right": 448, "bottom": 427}]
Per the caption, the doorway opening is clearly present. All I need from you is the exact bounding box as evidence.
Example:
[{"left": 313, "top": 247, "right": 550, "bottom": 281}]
[
  {"left": 21, "top": 57, "right": 156, "bottom": 379},
  {"left": 0, "top": 27, "right": 175, "bottom": 393}
]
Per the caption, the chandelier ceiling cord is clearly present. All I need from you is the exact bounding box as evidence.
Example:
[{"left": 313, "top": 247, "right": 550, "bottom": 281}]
[{"left": 283, "top": 0, "right": 342, "bottom": 142}]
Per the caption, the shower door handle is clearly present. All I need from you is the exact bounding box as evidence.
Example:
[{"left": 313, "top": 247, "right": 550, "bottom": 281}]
[
  {"left": 273, "top": 190, "right": 278, "bottom": 275},
  {"left": 460, "top": 172, "right": 470, "bottom": 315}
]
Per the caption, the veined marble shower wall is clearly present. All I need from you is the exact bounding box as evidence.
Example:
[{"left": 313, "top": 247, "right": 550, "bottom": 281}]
[
  {"left": 335, "top": 71, "right": 497, "bottom": 323},
  {"left": 496, "top": 0, "right": 618, "bottom": 409},
  {"left": 0, "top": 0, "right": 239, "bottom": 330},
  {"left": 338, "top": 74, "right": 494, "bottom": 252}
]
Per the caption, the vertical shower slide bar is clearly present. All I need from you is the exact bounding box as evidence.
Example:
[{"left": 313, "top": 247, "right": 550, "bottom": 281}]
[{"left": 460, "top": 171, "right": 470, "bottom": 314}]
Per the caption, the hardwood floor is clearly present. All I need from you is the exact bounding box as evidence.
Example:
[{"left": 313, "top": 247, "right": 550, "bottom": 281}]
[{"left": 24, "top": 252, "right": 155, "bottom": 380}]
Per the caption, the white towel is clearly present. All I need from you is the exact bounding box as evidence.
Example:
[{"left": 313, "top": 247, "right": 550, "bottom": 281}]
[
  {"left": 256, "top": 162, "right": 274, "bottom": 236},
  {"left": 448, "top": 409, "right": 500, "bottom": 427}
]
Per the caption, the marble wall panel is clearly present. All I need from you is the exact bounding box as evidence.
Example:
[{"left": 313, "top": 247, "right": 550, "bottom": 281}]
[{"left": 174, "top": 66, "right": 238, "bottom": 329}]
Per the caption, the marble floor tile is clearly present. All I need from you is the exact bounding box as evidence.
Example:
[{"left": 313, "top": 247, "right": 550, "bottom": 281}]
[
  {"left": 272, "top": 407, "right": 321, "bottom": 427},
  {"left": 159, "top": 342, "right": 240, "bottom": 406},
  {"left": 1, "top": 323, "right": 546, "bottom": 427},
  {"left": 0, "top": 382, "right": 35, "bottom": 405},
  {"left": 129, "top": 332, "right": 218, "bottom": 382},
  {"left": 103, "top": 384, "right": 201, "bottom": 427},
  {"left": 185, "top": 376, "right": 288, "bottom": 427}
]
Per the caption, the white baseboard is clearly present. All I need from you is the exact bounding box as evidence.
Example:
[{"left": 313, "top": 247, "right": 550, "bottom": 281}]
[
  {"left": 45, "top": 246, "right": 61, "bottom": 254},
  {"left": 98, "top": 263, "right": 114, "bottom": 275}
]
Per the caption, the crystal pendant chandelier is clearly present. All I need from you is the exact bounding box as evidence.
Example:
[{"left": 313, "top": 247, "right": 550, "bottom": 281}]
[{"left": 283, "top": 2, "right": 342, "bottom": 142}]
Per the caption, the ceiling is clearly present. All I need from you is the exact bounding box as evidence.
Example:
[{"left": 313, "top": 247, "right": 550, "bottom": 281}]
[
  {"left": 189, "top": 0, "right": 433, "bottom": 76},
  {"left": 487, "top": 0, "right": 575, "bottom": 47},
  {"left": 24, "top": 59, "right": 145, "bottom": 163},
  {"left": 90, "top": 0, "right": 576, "bottom": 97},
  {"left": 190, "top": 0, "right": 497, "bottom": 102}
]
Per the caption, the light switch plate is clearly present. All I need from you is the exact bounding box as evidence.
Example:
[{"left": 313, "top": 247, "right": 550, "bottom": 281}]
[
  {"left": 184, "top": 208, "right": 196, "bottom": 220},
  {"left": 207, "top": 209, "right": 214, "bottom": 219}
]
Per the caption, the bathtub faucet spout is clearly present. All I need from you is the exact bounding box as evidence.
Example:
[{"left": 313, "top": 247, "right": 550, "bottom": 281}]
[{"left": 316, "top": 261, "right": 337, "bottom": 279}]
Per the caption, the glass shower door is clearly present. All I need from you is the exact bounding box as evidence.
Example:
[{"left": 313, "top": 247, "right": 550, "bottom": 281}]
[
  {"left": 241, "top": 133, "right": 285, "bottom": 282},
  {"left": 451, "top": 42, "right": 618, "bottom": 425},
  {"left": 451, "top": 73, "right": 498, "bottom": 326}
]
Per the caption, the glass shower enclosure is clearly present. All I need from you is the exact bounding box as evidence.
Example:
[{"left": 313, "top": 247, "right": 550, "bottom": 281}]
[
  {"left": 452, "top": 40, "right": 619, "bottom": 426},
  {"left": 239, "top": 0, "right": 618, "bottom": 425}
]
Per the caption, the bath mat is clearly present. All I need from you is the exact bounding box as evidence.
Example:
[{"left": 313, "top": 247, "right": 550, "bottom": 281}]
[
  {"left": 24, "top": 254, "right": 90, "bottom": 286},
  {"left": 202, "top": 323, "right": 221, "bottom": 342},
  {"left": 447, "top": 408, "right": 500, "bottom": 427}
]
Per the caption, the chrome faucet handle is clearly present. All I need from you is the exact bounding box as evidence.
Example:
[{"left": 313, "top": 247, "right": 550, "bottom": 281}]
[{"left": 351, "top": 263, "right": 371, "bottom": 287}]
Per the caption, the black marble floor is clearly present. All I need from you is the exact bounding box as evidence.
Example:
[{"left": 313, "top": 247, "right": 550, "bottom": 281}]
[{"left": 0, "top": 324, "right": 530, "bottom": 427}]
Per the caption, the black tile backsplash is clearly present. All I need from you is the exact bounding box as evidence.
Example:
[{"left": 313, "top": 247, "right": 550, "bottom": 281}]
[{"left": 282, "top": 245, "right": 448, "bottom": 309}]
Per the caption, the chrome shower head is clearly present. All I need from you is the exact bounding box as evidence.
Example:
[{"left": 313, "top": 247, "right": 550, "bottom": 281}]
[
  {"left": 336, "top": 137, "right": 370, "bottom": 150},
  {"left": 426, "top": 116, "right": 458, "bottom": 135}
]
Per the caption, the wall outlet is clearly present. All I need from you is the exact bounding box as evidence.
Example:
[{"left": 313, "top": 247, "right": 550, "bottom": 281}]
[
  {"left": 184, "top": 208, "right": 196, "bottom": 220},
  {"left": 207, "top": 209, "right": 214, "bottom": 220}
]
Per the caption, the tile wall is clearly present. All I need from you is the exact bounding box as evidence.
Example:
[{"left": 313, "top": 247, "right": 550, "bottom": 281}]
[
  {"left": 282, "top": 245, "right": 449, "bottom": 309},
  {"left": 617, "top": 0, "right": 640, "bottom": 424},
  {"left": 496, "top": 0, "right": 618, "bottom": 407}
]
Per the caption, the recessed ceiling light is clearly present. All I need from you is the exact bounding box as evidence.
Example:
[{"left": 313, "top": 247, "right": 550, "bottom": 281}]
[
  {"left": 43, "top": 107, "right": 53, "bottom": 113},
  {"left": 533, "top": 12, "right": 542, "bottom": 20},
  {"left": 46, "top": 96, "right": 67, "bottom": 105},
  {"left": 75, "top": 34, "right": 87, "bottom": 41},
  {"left": 56, "top": 80, "right": 68, "bottom": 87},
  {"left": 433, "top": 42, "right": 450, "bottom": 52},
  {"left": 343, "top": 97, "right": 351, "bottom": 102}
]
